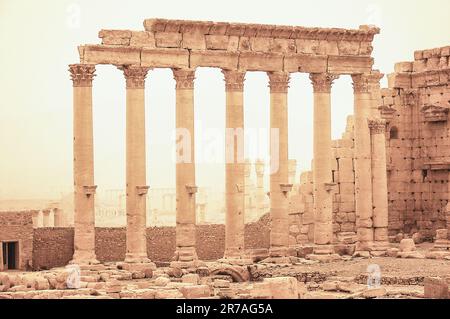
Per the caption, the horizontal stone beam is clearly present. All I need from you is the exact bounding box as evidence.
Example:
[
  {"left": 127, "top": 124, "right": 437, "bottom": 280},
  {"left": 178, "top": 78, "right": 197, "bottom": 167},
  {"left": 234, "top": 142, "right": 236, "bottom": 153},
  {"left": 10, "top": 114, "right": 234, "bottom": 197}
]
[{"left": 79, "top": 45, "right": 374, "bottom": 74}]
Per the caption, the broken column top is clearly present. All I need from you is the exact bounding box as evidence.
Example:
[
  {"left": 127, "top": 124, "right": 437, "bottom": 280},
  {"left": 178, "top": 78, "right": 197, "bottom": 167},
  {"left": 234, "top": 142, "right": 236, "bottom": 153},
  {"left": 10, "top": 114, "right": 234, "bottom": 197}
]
[{"left": 142, "top": 18, "right": 380, "bottom": 41}]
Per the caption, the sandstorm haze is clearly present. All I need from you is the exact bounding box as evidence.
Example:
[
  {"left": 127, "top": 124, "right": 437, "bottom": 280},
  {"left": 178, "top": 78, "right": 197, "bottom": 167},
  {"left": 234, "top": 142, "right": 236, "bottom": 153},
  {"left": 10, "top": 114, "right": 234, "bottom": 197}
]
[{"left": 1, "top": 0, "right": 450, "bottom": 200}]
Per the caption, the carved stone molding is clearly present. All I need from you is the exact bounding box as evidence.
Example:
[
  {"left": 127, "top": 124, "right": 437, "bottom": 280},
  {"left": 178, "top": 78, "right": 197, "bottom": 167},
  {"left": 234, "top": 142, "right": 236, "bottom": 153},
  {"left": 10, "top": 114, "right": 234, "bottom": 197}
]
[
  {"left": 69, "top": 64, "right": 96, "bottom": 87},
  {"left": 118, "top": 65, "right": 151, "bottom": 89},
  {"left": 378, "top": 105, "right": 397, "bottom": 122},
  {"left": 403, "top": 89, "right": 419, "bottom": 106},
  {"left": 309, "top": 73, "right": 339, "bottom": 93},
  {"left": 421, "top": 104, "right": 449, "bottom": 122},
  {"left": 222, "top": 70, "right": 246, "bottom": 92},
  {"left": 368, "top": 118, "right": 387, "bottom": 134},
  {"left": 267, "top": 72, "right": 290, "bottom": 93},
  {"left": 173, "top": 68, "right": 196, "bottom": 90}
]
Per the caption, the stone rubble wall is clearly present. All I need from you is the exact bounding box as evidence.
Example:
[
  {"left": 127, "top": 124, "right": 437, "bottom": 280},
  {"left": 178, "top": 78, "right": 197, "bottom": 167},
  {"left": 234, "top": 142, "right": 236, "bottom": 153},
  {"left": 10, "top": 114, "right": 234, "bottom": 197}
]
[
  {"left": 30, "top": 216, "right": 270, "bottom": 270},
  {"left": 383, "top": 46, "right": 450, "bottom": 240}
]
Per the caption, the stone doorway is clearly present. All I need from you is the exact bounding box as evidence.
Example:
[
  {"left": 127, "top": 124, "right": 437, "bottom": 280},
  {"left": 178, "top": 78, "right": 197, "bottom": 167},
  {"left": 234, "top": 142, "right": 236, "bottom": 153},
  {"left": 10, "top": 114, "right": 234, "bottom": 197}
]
[{"left": 2, "top": 242, "right": 19, "bottom": 270}]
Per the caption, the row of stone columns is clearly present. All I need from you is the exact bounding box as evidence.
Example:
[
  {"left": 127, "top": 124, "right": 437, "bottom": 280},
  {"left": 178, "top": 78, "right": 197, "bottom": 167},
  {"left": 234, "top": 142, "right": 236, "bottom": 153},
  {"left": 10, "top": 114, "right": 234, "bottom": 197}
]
[{"left": 69, "top": 63, "right": 389, "bottom": 265}]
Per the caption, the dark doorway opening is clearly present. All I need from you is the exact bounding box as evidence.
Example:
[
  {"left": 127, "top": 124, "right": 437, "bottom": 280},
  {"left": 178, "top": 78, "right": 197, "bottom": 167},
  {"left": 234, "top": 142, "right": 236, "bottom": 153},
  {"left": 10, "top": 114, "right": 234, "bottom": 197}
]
[{"left": 2, "top": 242, "right": 19, "bottom": 270}]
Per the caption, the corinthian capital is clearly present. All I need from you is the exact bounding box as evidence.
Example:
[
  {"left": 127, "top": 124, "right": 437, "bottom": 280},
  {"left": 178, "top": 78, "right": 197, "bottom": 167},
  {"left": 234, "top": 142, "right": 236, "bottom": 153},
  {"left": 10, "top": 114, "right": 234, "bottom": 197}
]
[
  {"left": 351, "top": 73, "right": 375, "bottom": 94},
  {"left": 267, "top": 72, "right": 290, "bottom": 93},
  {"left": 69, "top": 64, "right": 96, "bottom": 87},
  {"left": 172, "top": 68, "right": 196, "bottom": 90},
  {"left": 222, "top": 70, "right": 246, "bottom": 92},
  {"left": 368, "top": 118, "right": 387, "bottom": 134},
  {"left": 309, "top": 73, "right": 339, "bottom": 93},
  {"left": 118, "top": 65, "right": 151, "bottom": 89}
]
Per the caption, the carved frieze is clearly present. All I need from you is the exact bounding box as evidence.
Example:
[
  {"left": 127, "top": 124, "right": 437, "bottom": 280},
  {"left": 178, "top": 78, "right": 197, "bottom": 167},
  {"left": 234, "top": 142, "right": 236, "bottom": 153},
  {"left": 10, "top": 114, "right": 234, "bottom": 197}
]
[{"left": 421, "top": 104, "right": 449, "bottom": 122}]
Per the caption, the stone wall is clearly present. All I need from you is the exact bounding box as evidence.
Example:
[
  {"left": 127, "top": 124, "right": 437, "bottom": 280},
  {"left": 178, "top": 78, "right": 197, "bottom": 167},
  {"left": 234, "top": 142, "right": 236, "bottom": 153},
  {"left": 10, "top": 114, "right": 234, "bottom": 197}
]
[
  {"left": 383, "top": 46, "right": 450, "bottom": 240},
  {"left": 289, "top": 116, "right": 357, "bottom": 246},
  {"left": 0, "top": 211, "right": 34, "bottom": 270},
  {"left": 29, "top": 215, "right": 270, "bottom": 269},
  {"left": 33, "top": 228, "right": 74, "bottom": 270}
]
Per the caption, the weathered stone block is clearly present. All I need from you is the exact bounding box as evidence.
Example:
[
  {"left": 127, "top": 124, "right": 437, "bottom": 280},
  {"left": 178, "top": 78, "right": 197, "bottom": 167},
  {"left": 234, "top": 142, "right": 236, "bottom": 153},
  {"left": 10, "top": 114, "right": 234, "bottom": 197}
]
[
  {"left": 424, "top": 277, "right": 449, "bottom": 299},
  {"left": 154, "top": 32, "right": 182, "bottom": 48},
  {"left": 141, "top": 48, "right": 189, "bottom": 68}
]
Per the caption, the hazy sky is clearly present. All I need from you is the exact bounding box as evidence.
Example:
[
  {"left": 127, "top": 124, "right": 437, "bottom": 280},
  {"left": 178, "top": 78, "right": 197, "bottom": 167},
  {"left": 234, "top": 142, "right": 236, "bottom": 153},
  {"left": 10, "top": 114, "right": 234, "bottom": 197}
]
[{"left": 1, "top": 0, "right": 449, "bottom": 199}]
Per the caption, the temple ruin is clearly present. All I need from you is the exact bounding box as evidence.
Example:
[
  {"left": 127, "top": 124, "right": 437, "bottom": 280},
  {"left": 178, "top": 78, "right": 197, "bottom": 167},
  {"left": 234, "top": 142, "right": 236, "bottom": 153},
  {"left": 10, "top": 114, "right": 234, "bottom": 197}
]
[{"left": 0, "top": 18, "right": 449, "bottom": 299}]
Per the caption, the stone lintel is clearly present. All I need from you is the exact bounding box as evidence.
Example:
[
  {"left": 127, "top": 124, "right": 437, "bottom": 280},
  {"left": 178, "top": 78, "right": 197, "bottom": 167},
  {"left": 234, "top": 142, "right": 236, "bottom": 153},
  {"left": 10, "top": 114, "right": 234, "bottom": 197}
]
[
  {"left": 141, "top": 48, "right": 189, "bottom": 68},
  {"left": 80, "top": 45, "right": 377, "bottom": 74},
  {"left": 284, "top": 54, "right": 327, "bottom": 73},
  {"left": 238, "top": 51, "right": 283, "bottom": 72},
  {"left": 327, "top": 55, "right": 374, "bottom": 74},
  {"left": 190, "top": 50, "right": 238, "bottom": 70},
  {"left": 80, "top": 45, "right": 141, "bottom": 65}
]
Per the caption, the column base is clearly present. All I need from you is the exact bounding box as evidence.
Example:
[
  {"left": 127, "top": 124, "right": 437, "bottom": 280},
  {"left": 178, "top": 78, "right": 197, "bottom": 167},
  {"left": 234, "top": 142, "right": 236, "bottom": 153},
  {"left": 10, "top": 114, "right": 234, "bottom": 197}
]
[
  {"left": 432, "top": 240, "right": 450, "bottom": 251},
  {"left": 369, "top": 241, "right": 391, "bottom": 257},
  {"left": 70, "top": 251, "right": 99, "bottom": 266},
  {"left": 124, "top": 253, "right": 152, "bottom": 264},
  {"left": 173, "top": 246, "right": 198, "bottom": 263},
  {"left": 306, "top": 244, "right": 341, "bottom": 262}
]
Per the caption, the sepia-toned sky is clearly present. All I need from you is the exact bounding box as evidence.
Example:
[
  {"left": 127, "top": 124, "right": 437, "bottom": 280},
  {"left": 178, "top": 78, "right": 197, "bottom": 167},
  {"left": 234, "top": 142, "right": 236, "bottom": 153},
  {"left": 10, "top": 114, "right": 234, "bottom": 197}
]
[{"left": 1, "top": 0, "right": 450, "bottom": 199}]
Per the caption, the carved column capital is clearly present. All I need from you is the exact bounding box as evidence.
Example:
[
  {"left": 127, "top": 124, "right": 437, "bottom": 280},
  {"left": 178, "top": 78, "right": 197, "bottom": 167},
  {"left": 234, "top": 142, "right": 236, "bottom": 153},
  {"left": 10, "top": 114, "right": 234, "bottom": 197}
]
[
  {"left": 118, "top": 65, "right": 151, "bottom": 89},
  {"left": 69, "top": 64, "right": 96, "bottom": 87},
  {"left": 351, "top": 73, "right": 382, "bottom": 94},
  {"left": 268, "top": 71, "right": 290, "bottom": 93},
  {"left": 172, "top": 68, "right": 196, "bottom": 90},
  {"left": 309, "top": 73, "right": 339, "bottom": 93},
  {"left": 368, "top": 118, "right": 387, "bottom": 134},
  {"left": 222, "top": 69, "right": 246, "bottom": 92}
]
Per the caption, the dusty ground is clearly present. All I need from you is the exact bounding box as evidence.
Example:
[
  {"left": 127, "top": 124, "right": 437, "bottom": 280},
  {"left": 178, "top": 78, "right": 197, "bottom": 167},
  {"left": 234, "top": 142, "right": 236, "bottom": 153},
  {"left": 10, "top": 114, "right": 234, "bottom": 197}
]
[{"left": 0, "top": 243, "right": 449, "bottom": 299}]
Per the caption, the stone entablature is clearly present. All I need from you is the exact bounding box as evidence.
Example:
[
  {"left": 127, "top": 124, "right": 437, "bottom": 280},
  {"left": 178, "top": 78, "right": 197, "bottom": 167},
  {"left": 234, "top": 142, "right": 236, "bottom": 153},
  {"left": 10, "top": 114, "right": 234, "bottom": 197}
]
[{"left": 78, "top": 18, "right": 378, "bottom": 74}]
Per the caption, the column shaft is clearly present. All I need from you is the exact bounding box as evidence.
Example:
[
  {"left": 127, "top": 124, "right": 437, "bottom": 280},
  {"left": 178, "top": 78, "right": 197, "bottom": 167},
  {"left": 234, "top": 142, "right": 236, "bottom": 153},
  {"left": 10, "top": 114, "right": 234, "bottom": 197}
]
[
  {"left": 70, "top": 64, "right": 98, "bottom": 264},
  {"left": 369, "top": 119, "right": 390, "bottom": 248},
  {"left": 310, "top": 73, "right": 339, "bottom": 254},
  {"left": 173, "top": 69, "right": 198, "bottom": 264},
  {"left": 268, "top": 72, "right": 291, "bottom": 258},
  {"left": 368, "top": 71, "right": 390, "bottom": 251},
  {"left": 223, "top": 70, "right": 246, "bottom": 259},
  {"left": 120, "top": 66, "right": 151, "bottom": 263},
  {"left": 352, "top": 74, "right": 374, "bottom": 252}
]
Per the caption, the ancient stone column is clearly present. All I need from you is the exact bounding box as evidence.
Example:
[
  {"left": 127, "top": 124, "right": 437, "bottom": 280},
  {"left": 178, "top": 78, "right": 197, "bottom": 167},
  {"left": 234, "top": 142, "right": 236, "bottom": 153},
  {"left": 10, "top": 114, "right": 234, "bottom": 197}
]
[
  {"left": 368, "top": 71, "right": 391, "bottom": 254},
  {"left": 172, "top": 68, "right": 199, "bottom": 267},
  {"left": 352, "top": 73, "right": 374, "bottom": 254},
  {"left": 369, "top": 119, "right": 390, "bottom": 252},
  {"left": 119, "top": 65, "right": 152, "bottom": 264},
  {"left": 69, "top": 64, "right": 98, "bottom": 264},
  {"left": 310, "top": 73, "right": 340, "bottom": 259},
  {"left": 42, "top": 209, "right": 51, "bottom": 227},
  {"left": 222, "top": 70, "right": 246, "bottom": 260},
  {"left": 255, "top": 160, "right": 266, "bottom": 216},
  {"left": 268, "top": 72, "right": 292, "bottom": 260}
]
